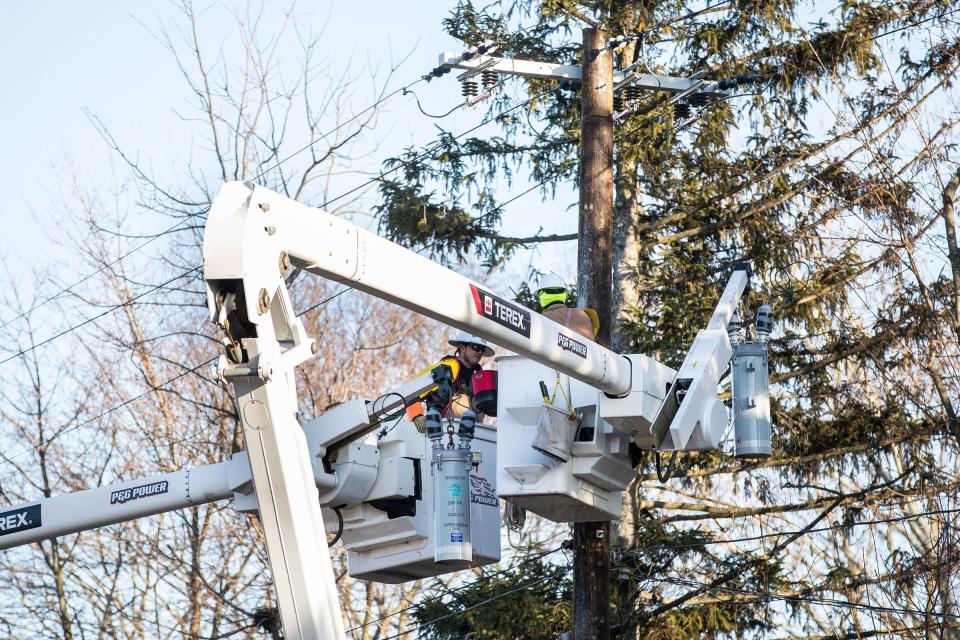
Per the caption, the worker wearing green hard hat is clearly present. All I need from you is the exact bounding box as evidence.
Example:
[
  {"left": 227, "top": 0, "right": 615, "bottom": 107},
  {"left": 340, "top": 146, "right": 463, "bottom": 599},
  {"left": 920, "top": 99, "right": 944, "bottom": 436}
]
[{"left": 534, "top": 272, "right": 598, "bottom": 340}]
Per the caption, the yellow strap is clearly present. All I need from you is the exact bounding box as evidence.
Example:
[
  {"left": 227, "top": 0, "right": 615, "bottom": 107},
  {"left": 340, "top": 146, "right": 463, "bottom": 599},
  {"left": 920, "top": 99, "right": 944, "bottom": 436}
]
[{"left": 550, "top": 374, "right": 576, "bottom": 418}]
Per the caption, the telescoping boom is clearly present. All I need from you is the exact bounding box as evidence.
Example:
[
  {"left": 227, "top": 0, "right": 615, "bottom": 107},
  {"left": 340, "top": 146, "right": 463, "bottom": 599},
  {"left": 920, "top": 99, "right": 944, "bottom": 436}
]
[{"left": 203, "top": 181, "right": 633, "bottom": 397}]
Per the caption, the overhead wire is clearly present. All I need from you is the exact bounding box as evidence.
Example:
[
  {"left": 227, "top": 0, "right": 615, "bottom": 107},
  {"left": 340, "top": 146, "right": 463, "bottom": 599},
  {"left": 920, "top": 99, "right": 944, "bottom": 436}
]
[
  {"left": 403, "top": 87, "right": 466, "bottom": 119},
  {"left": 660, "top": 575, "right": 960, "bottom": 623},
  {"left": 598, "top": 1, "right": 733, "bottom": 54},
  {"left": 345, "top": 546, "right": 565, "bottom": 634},
  {"left": 253, "top": 78, "right": 426, "bottom": 182},
  {"left": 0, "top": 267, "right": 201, "bottom": 367},
  {"left": 317, "top": 85, "right": 561, "bottom": 210},
  {"left": 0, "top": 284, "right": 353, "bottom": 464},
  {"left": 377, "top": 574, "right": 560, "bottom": 640},
  {"left": 0, "top": 72, "right": 428, "bottom": 336},
  {"left": 869, "top": 5, "right": 960, "bottom": 41},
  {"left": 348, "top": 505, "right": 960, "bottom": 635},
  {"left": 630, "top": 506, "right": 960, "bottom": 557},
  {"left": 0, "top": 219, "right": 195, "bottom": 333}
]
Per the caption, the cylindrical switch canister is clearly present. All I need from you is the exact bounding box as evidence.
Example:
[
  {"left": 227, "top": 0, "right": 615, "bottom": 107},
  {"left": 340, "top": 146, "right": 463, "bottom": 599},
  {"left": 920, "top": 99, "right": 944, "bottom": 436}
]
[
  {"left": 433, "top": 447, "right": 473, "bottom": 563},
  {"left": 732, "top": 342, "right": 772, "bottom": 458}
]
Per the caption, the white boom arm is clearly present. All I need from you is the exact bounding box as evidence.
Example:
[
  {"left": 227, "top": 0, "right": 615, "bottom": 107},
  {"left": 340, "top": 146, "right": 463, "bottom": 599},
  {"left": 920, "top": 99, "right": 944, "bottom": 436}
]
[
  {"left": 0, "top": 458, "right": 247, "bottom": 550},
  {"left": 204, "top": 181, "right": 632, "bottom": 397},
  {"left": 649, "top": 266, "right": 750, "bottom": 450},
  {"left": 199, "top": 181, "right": 636, "bottom": 640}
]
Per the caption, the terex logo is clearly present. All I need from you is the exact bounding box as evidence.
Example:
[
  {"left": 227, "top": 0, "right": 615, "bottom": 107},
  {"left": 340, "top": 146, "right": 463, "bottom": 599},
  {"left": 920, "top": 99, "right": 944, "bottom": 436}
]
[
  {"left": 558, "top": 333, "right": 588, "bottom": 359},
  {"left": 0, "top": 505, "right": 41, "bottom": 537},
  {"left": 469, "top": 285, "right": 531, "bottom": 338},
  {"left": 110, "top": 480, "right": 170, "bottom": 505}
]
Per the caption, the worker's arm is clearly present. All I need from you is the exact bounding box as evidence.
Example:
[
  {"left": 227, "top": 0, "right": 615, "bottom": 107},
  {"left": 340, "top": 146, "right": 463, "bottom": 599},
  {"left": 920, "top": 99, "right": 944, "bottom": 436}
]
[
  {"left": 542, "top": 306, "right": 597, "bottom": 340},
  {"left": 422, "top": 358, "right": 459, "bottom": 414}
]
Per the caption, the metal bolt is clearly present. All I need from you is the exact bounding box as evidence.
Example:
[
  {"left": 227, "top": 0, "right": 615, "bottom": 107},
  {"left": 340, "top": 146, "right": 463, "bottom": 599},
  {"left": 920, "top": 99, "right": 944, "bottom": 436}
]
[
  {"left": 258, "top": 288, "right": 270, "bottom": 314},
  {"left": 259, "top": 202, "right": 271, "bottom": 213},
  {"left": 265, "top": 226, "right": 276, "bottom": 235},
  {"left": 279, "top": 251, "right": 291, "bottom": 276}
]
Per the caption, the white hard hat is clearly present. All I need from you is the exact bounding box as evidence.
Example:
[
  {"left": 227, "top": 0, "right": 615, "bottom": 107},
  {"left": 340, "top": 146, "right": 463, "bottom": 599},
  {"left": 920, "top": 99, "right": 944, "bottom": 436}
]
[
  {"left": 535, "top": 272, "right": 567, "bottom": 292},
  {"left": 448, "top": 331, "right": 495, "bottom": 357}
]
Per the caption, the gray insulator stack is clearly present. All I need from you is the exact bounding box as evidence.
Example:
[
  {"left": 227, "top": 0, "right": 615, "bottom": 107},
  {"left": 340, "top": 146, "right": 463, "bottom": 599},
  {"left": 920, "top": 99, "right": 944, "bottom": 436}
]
[{"left": 461, "top": 79, "right": 479, "bottom": 97}]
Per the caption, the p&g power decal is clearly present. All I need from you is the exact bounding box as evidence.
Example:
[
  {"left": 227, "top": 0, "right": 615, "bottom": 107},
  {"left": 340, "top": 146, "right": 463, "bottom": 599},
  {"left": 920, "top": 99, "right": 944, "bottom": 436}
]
[
  {"left": 558, "top": 332, "right": 588, "bottom": 359},
  {"left": 111, "top": 481, "right": 169, "bottom": 505},
  {"left": 470, "top": 474, "right": 498, "bottom": 506},
  {"left": 0, "top": 505, "right": 41, "bottom": 537},
  {"left": 469, "top": 285, "right": 531, "bottom": 338}
]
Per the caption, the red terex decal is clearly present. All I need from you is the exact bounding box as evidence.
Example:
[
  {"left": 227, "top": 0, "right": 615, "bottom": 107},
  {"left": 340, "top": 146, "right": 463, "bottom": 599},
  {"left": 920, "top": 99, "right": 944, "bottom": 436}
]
[
  {"left": 468, "top": 284, "right": 532, "bottom": 338},
  {"left": 470, "top": 284, "right": 483, "bottom": 314}
]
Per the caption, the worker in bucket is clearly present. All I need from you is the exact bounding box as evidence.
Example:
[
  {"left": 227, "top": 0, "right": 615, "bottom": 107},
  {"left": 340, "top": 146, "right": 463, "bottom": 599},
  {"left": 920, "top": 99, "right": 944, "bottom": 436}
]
[
  {"left": 529, "top": 273, "right": 598, "bottom": 462},
  {"left": 407, "top": 332, "right": 497, "bottom": 428},
  {"left": 535, "top": 272, "right": 598, "bottom": 340}
]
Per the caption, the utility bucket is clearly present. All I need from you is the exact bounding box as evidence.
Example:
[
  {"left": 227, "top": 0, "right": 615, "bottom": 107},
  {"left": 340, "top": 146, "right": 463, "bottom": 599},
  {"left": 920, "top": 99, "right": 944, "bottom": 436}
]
[{"left": 531, "top": 404, "right": 579, "bottom": 462}]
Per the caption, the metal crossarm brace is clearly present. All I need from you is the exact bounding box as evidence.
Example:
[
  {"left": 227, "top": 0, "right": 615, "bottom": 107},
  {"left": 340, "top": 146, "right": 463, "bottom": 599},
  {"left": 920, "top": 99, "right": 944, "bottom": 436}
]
[{"left": 438, "top": 52, "right": 728, "bottom": 97}]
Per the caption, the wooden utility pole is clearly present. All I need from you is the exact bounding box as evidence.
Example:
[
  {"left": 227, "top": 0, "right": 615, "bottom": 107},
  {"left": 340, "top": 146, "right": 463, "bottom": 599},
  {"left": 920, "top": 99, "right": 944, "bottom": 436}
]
[{"left": 574, "top": 27, "right": 614, "bottom": 640}]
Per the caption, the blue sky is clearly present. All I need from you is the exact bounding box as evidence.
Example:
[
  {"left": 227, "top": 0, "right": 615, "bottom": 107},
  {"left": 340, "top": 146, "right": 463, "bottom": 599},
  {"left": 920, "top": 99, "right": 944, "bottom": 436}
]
[{"left": 0, "top": 1, "right": 580, "bottom": 300}]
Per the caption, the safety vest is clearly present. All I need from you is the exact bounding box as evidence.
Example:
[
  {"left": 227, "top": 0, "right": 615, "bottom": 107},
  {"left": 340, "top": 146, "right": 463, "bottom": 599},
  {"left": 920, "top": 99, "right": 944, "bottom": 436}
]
[{"left": 409, "top": 355, "right": 479, "bottom": 417}]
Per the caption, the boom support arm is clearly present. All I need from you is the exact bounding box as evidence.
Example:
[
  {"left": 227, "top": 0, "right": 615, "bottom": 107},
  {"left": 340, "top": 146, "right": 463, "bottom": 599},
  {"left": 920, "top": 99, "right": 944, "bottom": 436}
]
[{"left": 0, "top": 458, "right": 246, "bottom": 551}]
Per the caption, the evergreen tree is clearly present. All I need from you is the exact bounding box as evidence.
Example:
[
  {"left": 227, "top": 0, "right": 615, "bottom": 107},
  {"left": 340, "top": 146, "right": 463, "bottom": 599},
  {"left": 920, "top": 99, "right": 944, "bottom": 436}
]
[{"left": 380, "top": 1, "right": 960, "bottom": 637}]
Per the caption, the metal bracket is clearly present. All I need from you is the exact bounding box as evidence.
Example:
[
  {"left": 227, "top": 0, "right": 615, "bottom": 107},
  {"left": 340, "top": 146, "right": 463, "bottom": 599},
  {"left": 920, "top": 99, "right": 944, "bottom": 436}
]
[{"left": 440, "top": 52, "right": 727, "bottom": 99}]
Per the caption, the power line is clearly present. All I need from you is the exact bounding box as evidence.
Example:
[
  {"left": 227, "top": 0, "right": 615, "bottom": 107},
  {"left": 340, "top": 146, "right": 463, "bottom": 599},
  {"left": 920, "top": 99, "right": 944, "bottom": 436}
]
[
  {"left": 253, "top": 78, "right": 426, "bottom": 182},
  {"left": 346, "top": 546, "right": 565, "bottom": 634},
  {"left": 378, "top": 572, "right": 566, "bottom": 640},
  {"left": 0, "top": 267, "right": 200, "bottom": 368},
  {"left": 0, "top": 281, "right": 357, "bottom": 465},
  {"left": 0, "top": 354, "right": 219, "bottom": 466},
  {"left": 350, "top": 506, "right": 960, "bottom": 635},
  {"left": 297, "top": 172, "right": 561, "bottom": 317},
  {"left": 870, "top": 5, "right": 960, "bottom": 41},
  {"left": 598, "top": 1, "right": 733, "bottom": 53},
  {"left": 0, "top": 220, "right": 193, "bottom": 333},
  {"left": 660, "top": 575, "right": 960, "bottom": 623},
  {"left": 632, "top": 507, "right": 960, "bottom": 556},
  {"left": 318, "top": 86, "right": 560, "bottom": 210}
]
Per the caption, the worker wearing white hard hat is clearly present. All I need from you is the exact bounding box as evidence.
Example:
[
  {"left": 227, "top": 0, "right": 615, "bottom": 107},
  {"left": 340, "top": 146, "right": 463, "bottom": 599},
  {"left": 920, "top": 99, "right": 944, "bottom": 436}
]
[
  {"left": 448, "top": 331, "right": 495, "bottom": 358},
  {"left": 535, "top": 272, "right": 599, "bottom": 340},
  {"left": 405, "top": 331, "right": 497, "bottom": 427}
]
